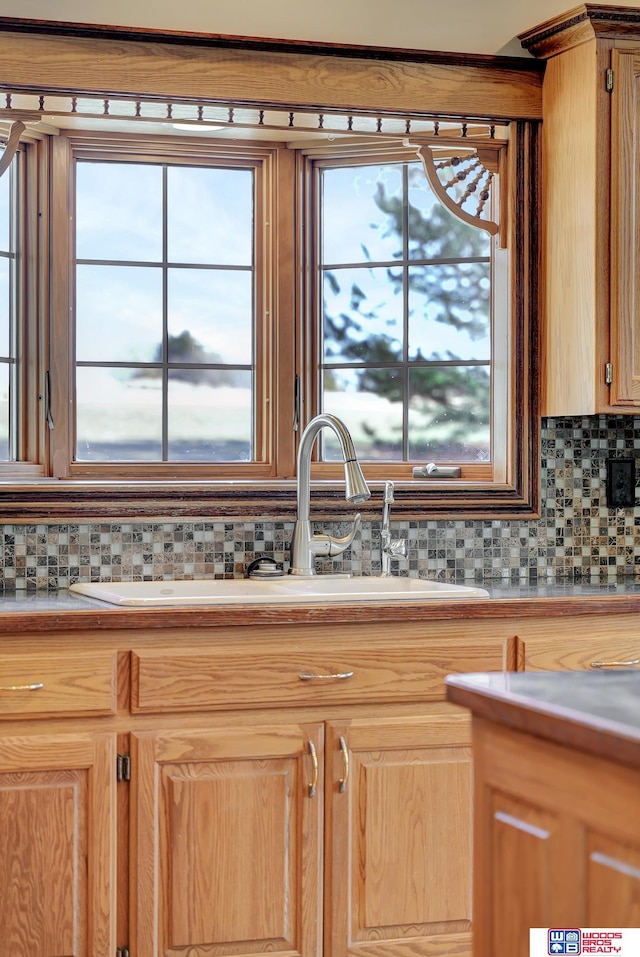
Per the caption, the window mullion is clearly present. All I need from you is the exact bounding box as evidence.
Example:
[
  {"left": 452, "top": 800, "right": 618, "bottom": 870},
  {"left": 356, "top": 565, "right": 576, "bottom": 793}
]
[{"left": 48, "top": 134, "right": 74, "bottom": 478}]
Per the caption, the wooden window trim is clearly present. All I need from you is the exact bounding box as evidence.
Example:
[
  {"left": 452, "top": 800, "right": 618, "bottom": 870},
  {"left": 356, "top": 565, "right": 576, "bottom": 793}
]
[
  {"left": 47, "top": 133, "right": 290, "bottom": 482},
  {"left": 302, "top": 143, "right": 507, "bottom": 486},
  {"left": 0, "top": 24, "right": 540, "bottom": 521}
]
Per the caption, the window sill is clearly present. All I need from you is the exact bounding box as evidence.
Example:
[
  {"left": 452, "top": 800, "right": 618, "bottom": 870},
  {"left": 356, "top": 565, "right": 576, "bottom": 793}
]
[{"left": 0, "top": 478, "right": 539, "bottom": 522}]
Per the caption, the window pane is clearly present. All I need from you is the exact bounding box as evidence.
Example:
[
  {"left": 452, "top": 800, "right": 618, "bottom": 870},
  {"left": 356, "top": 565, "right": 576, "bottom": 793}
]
[
  {"left": 318, "top": 156, "right": 497, "bottom": 467},
  {"left": 0, "top": 168, "right": 8, "bottom": 251},
  {"left": 322, "top": 368, "right": 403, "bottom": 461},
  {"left": 0, "top": 259, "right": 9, "bottom": 356},
  {"left": 408, "top": 263, "right": 490, "bottom": 361},
  {"left": 323, "top": 266, "right": 402, "bottom": 363},
  {"left": 76, "top": 161, "right": 163, "bottom": 261},
  {"left": 407, "top": 164, "right": 491, "bottom": 260},
  {"left": 167, "top": 371, "right": 252, "bottom": 461},
  {"left": 0, "top": 363, "right": 9, "bottom": 459},
  {"left": 408, "top": 365, "right": 490, "bottom": 461},
  {"left": 168, "top": 268, "right": 252, "bottom": 364},
  {"left": 74, "top": 154, "right": 257, "bottom": 465},
  {"left": 76, "top": 264, "right": 163, "bottom": 362},
  {"left": 75, "top": 367, "right": 162, "bottom": 461},
  {"left": 167, "top": 167, "right": 253, "bottom": 266},
  {"left": 0, "top": 157, "right": 17, "bottom": 463},
  {"left": 322, "top": 165, "right": 403, "bottom": 265}
]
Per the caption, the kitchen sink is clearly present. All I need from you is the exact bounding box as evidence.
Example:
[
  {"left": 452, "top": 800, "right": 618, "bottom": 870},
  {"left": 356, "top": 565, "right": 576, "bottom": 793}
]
[{"left": 69, "top": 577, "right": 490, "bottom": 606}]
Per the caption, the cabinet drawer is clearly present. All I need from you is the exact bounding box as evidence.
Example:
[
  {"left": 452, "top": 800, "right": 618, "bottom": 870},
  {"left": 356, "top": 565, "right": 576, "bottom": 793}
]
[
  {"left": 0, "top": 651, "right": 118, "bottom": 717},
  {"left": 131, "top": 638, "right": 512, "bottom": 713},
  {"left": 517, "top": 635, "right": 640, "bottom": 672}
]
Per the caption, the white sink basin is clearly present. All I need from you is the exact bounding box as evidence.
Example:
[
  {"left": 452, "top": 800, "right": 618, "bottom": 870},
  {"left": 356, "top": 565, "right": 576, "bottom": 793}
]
[{"left": 69, "top": 577, "right": 490, "bottom": 606}]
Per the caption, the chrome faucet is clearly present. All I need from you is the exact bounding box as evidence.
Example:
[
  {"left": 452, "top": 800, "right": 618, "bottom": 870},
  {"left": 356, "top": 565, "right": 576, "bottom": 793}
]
[
  {"left": 289, "top": 413, "right": 371, "bottom": 576},
  {"left": 381, "top": 480, "right": 408, "bottom": 576}
]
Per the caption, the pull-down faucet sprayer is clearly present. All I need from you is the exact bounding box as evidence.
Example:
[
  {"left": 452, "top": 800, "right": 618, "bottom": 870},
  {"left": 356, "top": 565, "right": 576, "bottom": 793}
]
[{"left": 289, "top": 413, "right": 371, "bottom": 577}]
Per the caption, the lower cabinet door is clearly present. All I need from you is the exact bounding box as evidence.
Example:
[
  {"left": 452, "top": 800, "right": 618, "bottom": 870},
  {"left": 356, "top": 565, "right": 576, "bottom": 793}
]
[
  {"left": 0, "top": 731, "right": 117, "bottom": 957},
  {"left": 130, "top": 721, "right": 324, "bottom": 957},
  {"left": 325, "top": 706, "right": 473, "bottom": 957}
]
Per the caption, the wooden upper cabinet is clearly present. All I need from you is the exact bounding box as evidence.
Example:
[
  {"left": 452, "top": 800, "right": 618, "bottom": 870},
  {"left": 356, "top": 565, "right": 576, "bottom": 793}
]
[
  {"left": 610, "top": 46, "right": 640, "bottom": 406},
  {"left": 520, "top": 5, "right": 640, "bottom": 415}
]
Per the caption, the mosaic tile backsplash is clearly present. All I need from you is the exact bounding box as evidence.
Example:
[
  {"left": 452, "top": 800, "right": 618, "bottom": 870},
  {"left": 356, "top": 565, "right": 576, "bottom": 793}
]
[{"left": 2, "top": 416, "right": 640, "bottom": 590}]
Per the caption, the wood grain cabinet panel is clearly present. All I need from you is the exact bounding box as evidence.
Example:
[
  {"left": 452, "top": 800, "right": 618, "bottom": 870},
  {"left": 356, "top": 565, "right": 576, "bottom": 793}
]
[
  {"left": 131, "top": 637, "right": 512, "bottom": 713},
  {"left": 586, "top": 833, "right": 640, "bottom": 927},
  {"left": 472, "top": 718, "right": 640, "bottom": 957},
  {"left": 325, "top": 706, "right": 473, "bottom": 957},
  {"left": 522, "top": 10, "right": 640, "bottom": 414},
  {"left": 0, "top": 651, "right": 117, "bottom": 717},
  {"left": 0, "top": 732, "right": 116, "bottom": 957},
  {"left": 130, "top": 722, "right": 323, "bottom": 957},
  {"left": 517, "top": 632, "right": 640, "bottom": 672}
]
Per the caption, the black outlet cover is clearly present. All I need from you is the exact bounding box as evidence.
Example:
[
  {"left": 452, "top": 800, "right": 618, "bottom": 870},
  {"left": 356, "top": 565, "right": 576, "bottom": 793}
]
[{"left": 606, "top": 458, "right": 636, "bottom": 508}]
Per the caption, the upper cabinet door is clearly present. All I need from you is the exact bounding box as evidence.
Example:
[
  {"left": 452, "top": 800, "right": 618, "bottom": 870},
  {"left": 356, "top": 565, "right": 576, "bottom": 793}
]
[
  {"left": 521, "top": 10, "right": 640, "bottom": 416},
  {"left": 610, "top": 47, "right": 640, "bottom": 407},
  {"left": 130, "top": 722, "right": 323, "bottom": 957},
  {"left": 0, "top": 731, "right": 116, "bottom": 957}
]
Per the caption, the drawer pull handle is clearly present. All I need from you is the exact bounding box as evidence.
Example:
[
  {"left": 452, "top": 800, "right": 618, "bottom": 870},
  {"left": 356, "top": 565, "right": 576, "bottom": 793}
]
[
  {"left": 308, "top": 740, "right": 318, "bottom": 798},
  {"left": 0, "top": 682, "right": 44, "bottom": 692},
  {"left": 338, "top": 735, "right": 349, "bottom": 794},
  {"left": 299, "top": 670, "right": 354, "bottom": 681},
  {"left": 591, "top": 657, "right": 640, "bottom": 669}
]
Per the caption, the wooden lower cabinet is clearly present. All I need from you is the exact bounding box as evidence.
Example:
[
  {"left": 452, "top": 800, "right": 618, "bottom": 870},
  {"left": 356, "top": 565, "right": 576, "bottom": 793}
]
[
  {"left": 472, "top": 718, "right": 640, "bottom": 957},
  {"left": 130, "top": 721, "right": 324, "bottom": 957},
  {"left": 0, "top": 731, "right": 117, "bottom": 957},
  {"left": 325, "top": 710, "right": 472, "bottom": 957},
  {"left": 0, "top": 620, "right": 518, "bottom": 957},
  {"left": 128, "top": 705, "right": 472, "bottom": 957}
]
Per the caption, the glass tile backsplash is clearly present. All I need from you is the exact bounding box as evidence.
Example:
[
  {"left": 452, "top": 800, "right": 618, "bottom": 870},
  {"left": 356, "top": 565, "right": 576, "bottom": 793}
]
[{"left": 1, "top": 416, "right": 639, "bottom": 590}]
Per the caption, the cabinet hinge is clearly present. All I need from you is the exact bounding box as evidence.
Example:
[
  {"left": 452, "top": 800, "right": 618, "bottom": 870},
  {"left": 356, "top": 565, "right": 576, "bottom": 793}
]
[
  {"left": 117, "top": 753, "right": 131, "bottom": 782},
  {"left": 605, "top": 362, "right": 613, "bottom": 386},
  {"left": 606, "top": 67, "right": 615, "bottom": 92},
  {"left": 116, "top": 948, "right": 130, "bottom": 957}
]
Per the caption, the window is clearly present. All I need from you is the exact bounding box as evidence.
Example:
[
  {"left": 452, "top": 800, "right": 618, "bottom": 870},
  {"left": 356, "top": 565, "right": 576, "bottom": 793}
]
[
  {"left": 0, "top": 67, "right": 539, "bottom": 520},
  {"left": 74, "top": 158, "right": 256, "bottom": 464},
  {"left": 0, "top": 149, "right": 19, "bottom": 460},
  {"left": 312, "top": 151, "right": 505, "bottom": 478}
]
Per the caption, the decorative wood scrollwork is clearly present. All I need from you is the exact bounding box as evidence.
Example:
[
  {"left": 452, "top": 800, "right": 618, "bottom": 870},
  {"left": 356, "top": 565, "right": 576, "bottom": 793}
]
[{"left": 413, "top": 143, "right": 501, "bottom": 238}]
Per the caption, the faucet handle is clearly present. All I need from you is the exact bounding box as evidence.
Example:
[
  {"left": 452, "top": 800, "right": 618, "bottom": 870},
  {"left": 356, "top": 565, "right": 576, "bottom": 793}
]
[
  {"left": 383, "top": 481, "right": 395, "bottom": 504},
  {"left": 387, "top": 537, "right": 408, "bottom": 559},
  {"left": 326, "top": 513, "right": 361, "bottom": 557}
]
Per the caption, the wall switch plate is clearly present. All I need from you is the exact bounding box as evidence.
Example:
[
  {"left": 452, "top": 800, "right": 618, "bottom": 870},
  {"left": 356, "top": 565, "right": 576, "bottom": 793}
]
[{"left": 606, "top": 458, "right": 636, "bottom": 508}]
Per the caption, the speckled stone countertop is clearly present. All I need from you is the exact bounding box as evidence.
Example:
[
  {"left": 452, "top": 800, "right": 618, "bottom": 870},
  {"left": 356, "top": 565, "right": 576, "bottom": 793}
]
[
  {"left": 446, "top": 669, "right": 640, "bottom": 769},
  {"left": 1, "top": 580, "right": 640, "bottom": 632}
]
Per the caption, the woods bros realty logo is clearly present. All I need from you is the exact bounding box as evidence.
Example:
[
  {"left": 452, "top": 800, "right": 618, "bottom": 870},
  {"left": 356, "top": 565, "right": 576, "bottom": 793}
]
[{"left": 529, "top": 928, "right": 640, "bottom": 954}]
